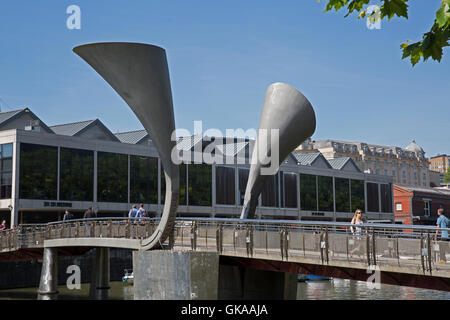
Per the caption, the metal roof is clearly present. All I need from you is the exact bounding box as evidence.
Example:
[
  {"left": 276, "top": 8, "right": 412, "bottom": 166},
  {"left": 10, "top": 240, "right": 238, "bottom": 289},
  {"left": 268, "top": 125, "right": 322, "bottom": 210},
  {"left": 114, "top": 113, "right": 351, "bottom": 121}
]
[
  {"left": 0, "top": 108, "right": 54, "bottom": 133},
  {"left": 115, "top": 129, "right": 149, "bottom": 144},
  {"left": 0, "top": 109, "right": 24, "bottom": 125},
  {"left": 50, "top": 119, "right": 119, "bottom": 141},
  {"left": 327, "top": 157, "right": 350, "bottom": 170},
  {"left": 291, "top": 152, "right": 321, "bottom": 166},
  {"left": 50, "top": 119, "right": 96, "bottom": 136},
  {"left": 176, "top": 134, "right": 203, "bottom": 151}
]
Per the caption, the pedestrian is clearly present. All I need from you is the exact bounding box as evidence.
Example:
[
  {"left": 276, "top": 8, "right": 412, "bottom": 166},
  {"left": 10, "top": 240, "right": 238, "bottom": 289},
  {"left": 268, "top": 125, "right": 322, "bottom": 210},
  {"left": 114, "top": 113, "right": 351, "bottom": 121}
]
[
  {"left": 137, "top": 204, "right": 148, "bottom": 220},
  {"left": 0, "top": 220, "right": 6, "bottom": 231},
  {"left": 128, "top": 204, "right": 138, "bottom": 220},
  {"left": 83, "top": 207, "right": 96, "bottom": 219},
  {"left": 350, "top": 209, "right": 364, "bottom": 256},
  {"left": 128, "top": 205, "right": 138, "bottom": 239},
  {"left": 63, "top": 210, "right": 74, "bottom": 221},
  {"left": 83, "top": 207, "right": 96, "bottom": 237},
  {"left": 435, "top": 208, "right": 449, "bottom": 264}
]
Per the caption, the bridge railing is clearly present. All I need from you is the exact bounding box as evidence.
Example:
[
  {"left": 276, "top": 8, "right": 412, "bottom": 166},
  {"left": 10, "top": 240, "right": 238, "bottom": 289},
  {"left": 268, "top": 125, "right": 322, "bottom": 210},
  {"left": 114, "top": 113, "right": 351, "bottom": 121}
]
[
  {"left": 171, "top": 218, "right": 450, "bottom": 275},
  {"left": 1, "top": 217, "right": 450, "bottom": 275}
]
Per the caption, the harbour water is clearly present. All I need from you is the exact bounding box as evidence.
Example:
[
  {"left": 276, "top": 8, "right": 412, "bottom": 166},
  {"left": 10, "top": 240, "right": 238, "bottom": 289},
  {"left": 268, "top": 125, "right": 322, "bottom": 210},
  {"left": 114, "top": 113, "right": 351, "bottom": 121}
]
[{"left": 0, "top": 279, "right": 449, "bottom": 300}]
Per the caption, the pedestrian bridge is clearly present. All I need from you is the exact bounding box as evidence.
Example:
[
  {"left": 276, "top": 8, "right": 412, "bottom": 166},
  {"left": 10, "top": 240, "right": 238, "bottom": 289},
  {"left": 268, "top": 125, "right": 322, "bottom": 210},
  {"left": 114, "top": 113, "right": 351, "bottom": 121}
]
[{"left": 1, "top": 217, "right": 450, "bottom": 295}]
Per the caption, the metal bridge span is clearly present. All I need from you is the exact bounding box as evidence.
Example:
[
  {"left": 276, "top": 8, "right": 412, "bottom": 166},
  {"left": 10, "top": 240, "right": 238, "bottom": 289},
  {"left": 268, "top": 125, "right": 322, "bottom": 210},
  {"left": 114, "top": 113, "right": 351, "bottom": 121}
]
[{"left": 1, "top": 218, "right": 450, "bottom": 297}]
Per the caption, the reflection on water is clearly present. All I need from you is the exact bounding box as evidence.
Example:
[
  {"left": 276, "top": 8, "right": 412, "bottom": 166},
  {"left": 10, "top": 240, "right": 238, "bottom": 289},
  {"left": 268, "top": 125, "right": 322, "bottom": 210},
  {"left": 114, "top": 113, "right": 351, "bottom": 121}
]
[
  {"left": 0, "top": 279, "right": 449, "bottom": 300},
  {"left": 297, "top": 278, "right": 450, "bottom": 300},
  {"left": 0, "top": 282, "right": 135, "bottom": 300}
]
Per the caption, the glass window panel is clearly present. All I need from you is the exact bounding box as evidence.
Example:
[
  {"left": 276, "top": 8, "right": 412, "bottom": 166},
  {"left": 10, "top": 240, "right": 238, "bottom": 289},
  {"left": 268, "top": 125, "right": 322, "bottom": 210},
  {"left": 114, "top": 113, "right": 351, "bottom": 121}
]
[
  {"left": 282, "top": 172, "right": 297, "bottom": 208},
  {"left": 59, "top": 148, "right": 94, "bottom": 202},
  {"left": 262, "top": 173, "right": 279, "bottom": 207},
  {"left": 300, "top": 174, "right": 317, "bottom": 211},
  {"left": 188, "top": 164, "right": 212, "bottom": 206},
  {"left": 1, "top": 144, "right": 13, "bottom": 159},
  {"left": 1, "top": 172, "right": 12, "bottom": 185},
  {"left": 19, "top": 143, "right": 58, "bottom": 200},
  {"left": 335, "top": 178, "right": 350, "bottom": 212},
  {"left": 97, "top": 152, "right": 128, "bottom": 203},
  {"left": 367, "top": 182, "right": 379, "bottom": 212},
  {"left": 1, "top": 158, "right": 12, "bottom": 172},
  {"left": 130, "top": 156, "right": 158, "bottom": 204},
  {"left": 318, "top": 176, "right": 333, "bottom": 212},
  {"left": 351, "top": 179, "right": 365, "bottom": 212},
  {"left": 238, "top": 168, "right": 249, "bottom": 205},
  {"left": 380, "top": 183, "right": 393, "bottom": 213},
  {"left": 216, "top": 166, "right": 235, "bottom": 205}
]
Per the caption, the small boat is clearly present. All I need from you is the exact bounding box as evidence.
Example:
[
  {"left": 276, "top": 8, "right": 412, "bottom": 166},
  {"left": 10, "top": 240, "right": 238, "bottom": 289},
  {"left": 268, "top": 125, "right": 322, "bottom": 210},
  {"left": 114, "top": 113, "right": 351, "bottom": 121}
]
[
  {"left": 122, "top": 269, "right": 134, "bottom": 285},
  {"left": 298, "top": 274, "right": 331, "bottom": 282}
]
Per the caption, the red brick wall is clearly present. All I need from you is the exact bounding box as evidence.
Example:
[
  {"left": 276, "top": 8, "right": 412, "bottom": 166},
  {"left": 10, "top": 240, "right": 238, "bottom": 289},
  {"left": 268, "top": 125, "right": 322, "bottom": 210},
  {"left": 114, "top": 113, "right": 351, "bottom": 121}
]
[{"left": 393, "top": 186, "right": 413, "bottom": 225}]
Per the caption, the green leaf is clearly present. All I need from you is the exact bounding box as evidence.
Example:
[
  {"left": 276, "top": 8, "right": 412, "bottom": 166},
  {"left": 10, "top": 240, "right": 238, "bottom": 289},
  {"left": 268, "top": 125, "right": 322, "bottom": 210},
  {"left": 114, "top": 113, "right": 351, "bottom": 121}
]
[
  {"left": 436, "top": 0, "right": 450, "bottom": 28},
  {"left": 324, "top": 0, "right": 350, "bottom": 12},
  {"left": 380, "top": 0, "right": 409, "bottom": 20},
  {"left": 345, "top": 0, "right": 370, "bottom": 17}
]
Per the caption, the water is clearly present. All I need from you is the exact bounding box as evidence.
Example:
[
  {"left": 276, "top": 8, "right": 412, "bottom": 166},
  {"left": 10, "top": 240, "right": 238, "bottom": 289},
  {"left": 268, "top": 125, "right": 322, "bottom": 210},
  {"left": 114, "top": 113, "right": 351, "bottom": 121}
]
[
  {"left": 0, "top": 280, "right": 449, "bottom": 300},
  {"left": 296, "top": 278, "right": 450, "bottom": 300}
]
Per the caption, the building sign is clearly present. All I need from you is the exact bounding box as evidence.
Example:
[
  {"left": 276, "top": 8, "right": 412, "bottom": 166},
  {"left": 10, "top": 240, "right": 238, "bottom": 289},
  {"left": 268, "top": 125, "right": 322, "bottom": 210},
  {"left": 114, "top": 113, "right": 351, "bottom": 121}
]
[
  {"left": 311, "top": 212, "right": 325, "bottom": 216},
  {"left": 44, "top": 202, "right": 72, "bottom": 208}
]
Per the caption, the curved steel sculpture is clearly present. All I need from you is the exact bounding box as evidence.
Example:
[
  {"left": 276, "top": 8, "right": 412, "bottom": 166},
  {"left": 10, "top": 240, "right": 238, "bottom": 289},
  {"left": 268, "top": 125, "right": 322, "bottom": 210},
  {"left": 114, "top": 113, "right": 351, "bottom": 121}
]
[
  {"left": 73, "top": 42, "right": 179, "bottom": 250},
  {"left": 240, "top": 82, "right": 316, "bottom": 219}
]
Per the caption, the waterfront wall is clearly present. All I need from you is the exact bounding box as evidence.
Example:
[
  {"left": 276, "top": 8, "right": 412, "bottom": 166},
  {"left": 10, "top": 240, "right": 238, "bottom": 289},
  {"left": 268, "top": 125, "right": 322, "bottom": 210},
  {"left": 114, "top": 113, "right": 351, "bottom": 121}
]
[{"left": 133, "top": 250, "right": 297, "bottom": 300}]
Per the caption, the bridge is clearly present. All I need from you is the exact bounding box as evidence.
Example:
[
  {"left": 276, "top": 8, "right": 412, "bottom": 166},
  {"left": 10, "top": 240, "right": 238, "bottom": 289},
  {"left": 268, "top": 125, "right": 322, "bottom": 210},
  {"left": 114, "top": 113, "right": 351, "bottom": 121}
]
[{"left": 1, "top": 217, "right": 450, "bottom": 299}]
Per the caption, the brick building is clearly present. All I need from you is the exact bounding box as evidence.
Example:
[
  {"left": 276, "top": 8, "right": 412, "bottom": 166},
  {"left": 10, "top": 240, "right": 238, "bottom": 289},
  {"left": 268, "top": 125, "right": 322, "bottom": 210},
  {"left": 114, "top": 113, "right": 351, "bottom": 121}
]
[
  {"left": 429, "top": 154, "right": 450, "bottom": 183},
  {"left": 393, "top": 185, "right": 450, "bottom": 225}
]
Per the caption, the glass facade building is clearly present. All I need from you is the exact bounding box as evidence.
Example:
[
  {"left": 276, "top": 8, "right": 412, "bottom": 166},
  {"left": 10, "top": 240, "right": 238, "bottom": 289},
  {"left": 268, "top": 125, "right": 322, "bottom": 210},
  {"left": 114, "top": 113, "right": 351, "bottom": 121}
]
[{"left": 0, "top": 121, "right": 395, "bottom": 226}]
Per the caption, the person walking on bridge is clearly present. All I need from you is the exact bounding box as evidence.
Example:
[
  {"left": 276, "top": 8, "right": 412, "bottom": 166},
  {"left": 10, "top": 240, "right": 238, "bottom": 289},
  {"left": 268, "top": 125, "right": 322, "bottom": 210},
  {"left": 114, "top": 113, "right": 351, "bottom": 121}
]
[
  {"left": 63, "top": 210, "right": 74, "bottom": 221},
  {"left": 0, "top": 220, "right": 6, "bottom": 232},
  {"left": 128, "top": 205, "right": 138, "bottom": 239},
  {"left": 137, "top": 204, "right": 148, "bottom": 221},
  {"left": 435, "top": 208, "right": 449, "bottom": 264},
  {"left": 84, "top": 207, "right": 96, "bottom": 237}
]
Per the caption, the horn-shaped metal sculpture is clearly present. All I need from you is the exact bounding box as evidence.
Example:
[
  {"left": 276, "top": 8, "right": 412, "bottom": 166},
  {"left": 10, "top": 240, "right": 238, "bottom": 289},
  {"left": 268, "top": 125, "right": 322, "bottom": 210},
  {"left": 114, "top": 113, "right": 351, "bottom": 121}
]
[
  {"left": 73, "top": 42, "right": 179, "bottom": 250},
  {"left": 240, "top": 82, "right": 316, "bottom": 219}
]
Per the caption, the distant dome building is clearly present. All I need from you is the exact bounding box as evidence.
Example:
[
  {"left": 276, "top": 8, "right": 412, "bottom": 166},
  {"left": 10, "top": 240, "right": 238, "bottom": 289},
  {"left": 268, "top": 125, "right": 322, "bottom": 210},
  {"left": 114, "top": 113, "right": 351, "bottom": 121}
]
[{"left": 406, "top": 139, "right": 424, "bottom": 155}]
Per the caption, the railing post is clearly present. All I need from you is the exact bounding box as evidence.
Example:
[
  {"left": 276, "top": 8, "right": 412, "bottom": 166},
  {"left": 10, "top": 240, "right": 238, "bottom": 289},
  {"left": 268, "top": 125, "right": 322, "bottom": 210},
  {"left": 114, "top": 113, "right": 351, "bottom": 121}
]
[
  {"left": 205, "top": 224, "right": 208, "bottom": 249},
  {"left": 319, "top": 227, "right": 324, "bottom": 264},
  {"left": 246, "top": 226, "right": 252, "bottom": 257},
  {"left": 265, "top": 227, "right": 268, "bottom": 254},
  {"left": 216, "top": 223, "right": 223, "bottom": 254},
  {"left": 372, "top": 229, "right": 377, "bottom": 266},
  {"left": 366, "top": 230, "right": 371, "bottom": 266},
  {"left": 169, "top": 224, "right": 175, "bottom": 249},
  {"left": 420, "top": 231, "right": 426, "bottom": 273},
  {"left": 280, "top": 228, "right": 284, "bottom": 260},
  {"left": 191, "top": 222, "right": 197, "bottom": 251},
  {"left": 285, "top": 229, "right": 290, "bottom": 261},
  {"left": 233, "top": 225, "right": 237, "bottom": 252},
  {"left": 325, "top": 227, "right": 329, "bottom": 264},
  {"left": 427, "top": 232, "right": 432, "bottom": 274}
]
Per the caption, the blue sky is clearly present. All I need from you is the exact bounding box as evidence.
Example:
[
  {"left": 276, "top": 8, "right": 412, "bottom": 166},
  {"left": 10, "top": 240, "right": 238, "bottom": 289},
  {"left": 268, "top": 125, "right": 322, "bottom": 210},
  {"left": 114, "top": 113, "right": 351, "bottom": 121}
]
[{"left": 0, "top": 1, "right": 448, "bottom": 157}]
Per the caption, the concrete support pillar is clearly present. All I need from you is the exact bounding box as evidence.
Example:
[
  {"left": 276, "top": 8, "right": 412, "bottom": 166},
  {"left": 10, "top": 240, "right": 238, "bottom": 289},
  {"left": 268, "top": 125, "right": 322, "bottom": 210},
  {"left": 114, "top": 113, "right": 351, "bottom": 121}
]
[
  {"left": 133, "top": 250, "right": 219, "bottom": 300},
  {"left": 37, "top": 247, "right": 58, "bottom": 300},
  {"left": 218, "top": 265, "right": 297, "bottom": 300},
  {"left": 89, "top": 247, "right": 110, "bottom": 300}
]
